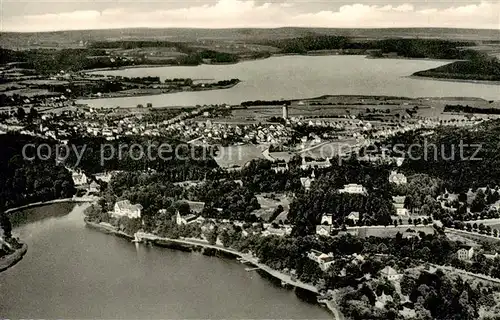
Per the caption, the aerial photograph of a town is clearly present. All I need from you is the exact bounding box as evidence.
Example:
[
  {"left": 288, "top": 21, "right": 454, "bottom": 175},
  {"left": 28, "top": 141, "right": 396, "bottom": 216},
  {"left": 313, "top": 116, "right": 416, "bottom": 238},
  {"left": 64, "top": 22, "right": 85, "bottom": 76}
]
[{"left": 1, "top": 0, "right": 500, "bottom": 319}]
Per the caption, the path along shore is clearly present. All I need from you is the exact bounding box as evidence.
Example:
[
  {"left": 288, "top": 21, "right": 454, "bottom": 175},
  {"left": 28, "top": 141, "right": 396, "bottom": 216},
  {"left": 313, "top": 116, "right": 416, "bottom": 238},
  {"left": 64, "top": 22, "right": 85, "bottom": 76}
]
[
  {"left": 85, "top": 219, "right": 344, "bottom": 319},
  {"left": 5, "top": 196, "right": 99, "bottom": 214}
]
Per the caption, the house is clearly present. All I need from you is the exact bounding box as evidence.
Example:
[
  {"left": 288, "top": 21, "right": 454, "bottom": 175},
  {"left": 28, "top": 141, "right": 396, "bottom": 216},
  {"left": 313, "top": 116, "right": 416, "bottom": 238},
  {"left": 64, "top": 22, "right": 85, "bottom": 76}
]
[
  {"left": 181, "top": 200, "right": 206, "bottom": 214},
  {"left": 389, "top": 171, "right": 407, "bottom": 185},
  {"left": 457, "top": 246, "right": 475, "bottom": 261},
  {"left": 300, "top": 157, "right": 331, "bottom": 170},
  {"left": 316, "top": 225, "right": 332, "bottom": 236},
  {"left": 272, "top": 162, "right": 289, "bottom": 173},
  {"left": 307, "top": 249, "right": 335, "bottom": 271},
  {"left": 339, "top": 184, "right": 367, "bottom": 195},
  {"left": 89, "top": 181, "right": 100, "bottom": 194},
  {"left": 72, "top": 171, "right": 88, "bottom": 186},
  {"left": 347, "top": 212, "right": 360, "bottom": 224},
  {"left": 392, "top": 196, "right": 408, "bottom": 216},
  {"left": 321, "top": 213, "right": 333, "bottom": 225},
  {"left": 113, "top": 200, "right": 143, "bottom": 219},
  {"left": 175, "top": 212, "right": 198, "bottom": 225},
  {"left": 319, "top": 256, "right": 335, "bottom": 271},
  {"left": 300, "top": 171, "right": 315, "bottom": 191},
  {"left": 381, "top": 266, "right": 401, "bottom": 281}
]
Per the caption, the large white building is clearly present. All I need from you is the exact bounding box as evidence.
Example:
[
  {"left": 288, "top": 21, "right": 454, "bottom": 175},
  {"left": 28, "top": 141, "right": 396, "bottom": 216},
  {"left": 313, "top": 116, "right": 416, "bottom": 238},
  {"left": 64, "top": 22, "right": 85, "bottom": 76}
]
[
  {"left": 457, "top": 247, "right": 475, "bottom": 261},
  {"left": 389, "top": 171, "right": 407, "bottom": 185},
  {"left": 71, "top": 171, "right": 88, "bottom": 186},
  {"left": 300, "top": 157, "right": 331, "bottom": 170},
  {"left": 381, "top": 266, "right": 401, "bottom": 281},
  {"left": 339, "top": 184, "right": 367, "bottom": 195},
  {"left": 175, "top": 212, "right": 198, "bottom": 225},
  {"left": 307, "top": 249, "right": 335, "bottom": 271},
  {"left": 113, "top": 200, "right": 143, "bottom": 219},
  {"left": 392, "top": 196, "right": 409, "bottom": 216}
]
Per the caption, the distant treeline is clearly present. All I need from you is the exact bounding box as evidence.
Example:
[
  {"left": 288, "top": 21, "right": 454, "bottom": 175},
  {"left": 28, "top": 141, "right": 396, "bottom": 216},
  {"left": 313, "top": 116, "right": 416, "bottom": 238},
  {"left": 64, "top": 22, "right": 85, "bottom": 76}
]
[
  {"left": 413, "top": 56, "right": 500, "bottom": 81},
  {"left": 261, "top": 35, "right": 478, "bottom": 59},
  {"left": 119, "top": 76, "right": 161, "bottom": 84},
  {"left": 90, "top": 40, "right": 195, "bottom": 52},
  {"left": 92, "top": 41, "right": 239, "bottom": 64},
  {"left": 241, "top": 100, "right": 291, "bottom": 107},
  {"left": 0, "top": 48, "right": 141, "bottom": 74},
  {"left": 444, "top": 104, "right": 500, "bottom": 115},
  {"left": 0, "top": 46, "right": 239, "bottom": 74},
  {"left": 213, "top": 79, "right": 239, "bottom": 86}
]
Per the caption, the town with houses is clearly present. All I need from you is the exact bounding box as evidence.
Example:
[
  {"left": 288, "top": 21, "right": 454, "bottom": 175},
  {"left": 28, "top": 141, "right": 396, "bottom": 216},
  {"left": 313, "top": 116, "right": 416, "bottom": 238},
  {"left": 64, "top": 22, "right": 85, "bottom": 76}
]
[{"left": 2, "top": 44, "right": 500, "bottom": 320}]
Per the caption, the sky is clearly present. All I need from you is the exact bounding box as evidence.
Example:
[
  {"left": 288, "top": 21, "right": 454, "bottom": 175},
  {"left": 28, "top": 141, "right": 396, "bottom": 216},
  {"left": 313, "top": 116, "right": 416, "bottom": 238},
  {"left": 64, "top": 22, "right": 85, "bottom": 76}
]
[{"left": 1, "top": 0, "right": 499, "bottom": 32}]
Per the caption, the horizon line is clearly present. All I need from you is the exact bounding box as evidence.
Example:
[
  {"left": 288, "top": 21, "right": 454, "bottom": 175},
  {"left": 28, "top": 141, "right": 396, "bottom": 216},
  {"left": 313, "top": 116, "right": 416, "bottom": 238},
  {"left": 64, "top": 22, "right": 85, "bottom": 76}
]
[{"left": 2, "top": 26, "right": 499, "bottom": 34}]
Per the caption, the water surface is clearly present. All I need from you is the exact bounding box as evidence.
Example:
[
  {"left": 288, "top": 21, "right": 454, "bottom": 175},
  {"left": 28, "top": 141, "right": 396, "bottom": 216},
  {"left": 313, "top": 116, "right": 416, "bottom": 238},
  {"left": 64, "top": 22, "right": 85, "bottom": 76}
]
[
  {"left": 0, "top": 203, "right": 331, "bottom": 319},
  {"left": 79, "top": 56, "right": 500, "bottom": 108}
]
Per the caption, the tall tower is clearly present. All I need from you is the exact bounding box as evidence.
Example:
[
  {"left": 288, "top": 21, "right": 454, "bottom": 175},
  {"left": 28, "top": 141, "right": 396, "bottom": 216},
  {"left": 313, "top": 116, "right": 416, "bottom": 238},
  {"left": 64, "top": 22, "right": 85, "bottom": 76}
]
[{"left": 282, "top": 104, "right": 288, "bottom": 119}]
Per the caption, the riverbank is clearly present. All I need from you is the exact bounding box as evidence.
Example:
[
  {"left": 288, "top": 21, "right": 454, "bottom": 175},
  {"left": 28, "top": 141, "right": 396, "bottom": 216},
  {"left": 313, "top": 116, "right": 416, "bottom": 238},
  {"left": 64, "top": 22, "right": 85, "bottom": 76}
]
[{"left": 0, "top": 243, "right": 28, "bottom": 273}]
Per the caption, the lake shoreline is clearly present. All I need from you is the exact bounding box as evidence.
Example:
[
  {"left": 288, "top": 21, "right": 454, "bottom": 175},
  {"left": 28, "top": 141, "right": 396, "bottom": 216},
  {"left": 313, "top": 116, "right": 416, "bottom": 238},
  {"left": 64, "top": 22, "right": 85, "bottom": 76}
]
[
  {"left": 5, "top": 196, "right": 98, "bottom": 214},
  {"left": 408, "top": 75, "right": 500, "bottom": 86},
  {"left": 79, "top": 81, "right": 241, "bottom": 100},
  {"left": 83, "top": 218, "right": 342, "bottom": 317},
  {"left": 0, "top": 243, "right": 28, "bottom": 273},
  {"left": 83, "top": 54, "right": 499, "bottom": 86}
]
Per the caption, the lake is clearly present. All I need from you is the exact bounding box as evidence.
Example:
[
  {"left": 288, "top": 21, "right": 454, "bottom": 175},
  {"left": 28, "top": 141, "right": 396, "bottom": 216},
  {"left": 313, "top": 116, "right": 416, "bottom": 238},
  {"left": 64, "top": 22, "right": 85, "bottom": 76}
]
[
  {"left": 0, "top": 203, "right": 331, "bottom": 319},
  {"left": 79, "top": 55, "right": 500, "bottom": 108}
]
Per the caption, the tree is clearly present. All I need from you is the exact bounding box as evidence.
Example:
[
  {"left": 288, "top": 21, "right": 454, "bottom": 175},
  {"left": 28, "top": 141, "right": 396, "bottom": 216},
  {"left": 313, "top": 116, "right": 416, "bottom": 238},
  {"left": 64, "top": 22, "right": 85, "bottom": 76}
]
[
  {"left": 16, "top": 107, "right": 26, "bottom": 121},
  {"left": 0, "top": 214, "right": 12, "bottom": 239},
  {"left": 471, "top": 190, "right": 487, "bottom": 213},
  {"left": 27, "top": 107, "right": 38, "bottom": 122}
]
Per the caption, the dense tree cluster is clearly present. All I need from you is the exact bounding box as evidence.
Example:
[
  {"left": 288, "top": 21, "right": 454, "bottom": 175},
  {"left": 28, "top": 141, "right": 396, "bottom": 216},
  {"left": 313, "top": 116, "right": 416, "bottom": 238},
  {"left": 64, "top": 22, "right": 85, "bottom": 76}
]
[
  {"left": 414, "top": 55, "right": 500, "bottom": 81},
  {"left": 444, "top": 104, "right": 500, "bottom": 115},
  {"left": 380, "top": 120, "right": 500, "bottom": 192},
  {"left": 0, "top": 133, "right": 76, "bottom": 211},
  {"left": 187, "top": 180, "right": 261, "bottom": 221},
  {"left": 63, "top": 136, "right": 220, "bottom": 178},
  {"left": 262, "top": 36, "right": 475, "bottom": 59}
]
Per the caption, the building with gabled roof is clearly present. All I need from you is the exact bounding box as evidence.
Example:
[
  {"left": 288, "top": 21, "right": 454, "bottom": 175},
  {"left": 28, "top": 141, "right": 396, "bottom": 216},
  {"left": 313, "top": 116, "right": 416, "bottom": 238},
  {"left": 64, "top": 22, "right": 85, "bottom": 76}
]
[
  {"left": 389, "top": 171, "right": 407, "bottom": 185},
  {"left": 339, "top": 184, "right": 367, "bottom": 195},
  {"left": 316, "top": 225, "right": 332, "bottom": 236},
  {"left": 381, "top": 266, "right": 401, "bottom": 281},
  {"left": 113, "top": 200, "right": 143, "bottom": 219}
]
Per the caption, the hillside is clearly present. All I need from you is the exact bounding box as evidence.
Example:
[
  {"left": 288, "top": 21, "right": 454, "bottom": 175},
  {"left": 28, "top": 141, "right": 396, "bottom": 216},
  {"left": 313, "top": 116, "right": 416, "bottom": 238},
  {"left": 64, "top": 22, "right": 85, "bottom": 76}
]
[
  {"left": 413, "top": 56, "right": 500, "bottom": 81},
  {"left": 1, "top": 27, "right": 499, "bottom": 49}
]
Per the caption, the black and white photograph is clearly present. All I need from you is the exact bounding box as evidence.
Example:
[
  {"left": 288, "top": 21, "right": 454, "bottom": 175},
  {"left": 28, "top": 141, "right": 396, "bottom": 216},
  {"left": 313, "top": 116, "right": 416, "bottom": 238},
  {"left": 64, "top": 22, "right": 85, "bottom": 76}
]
[{"left": 1, "top": 1, "right": 499, "bottom": 319}]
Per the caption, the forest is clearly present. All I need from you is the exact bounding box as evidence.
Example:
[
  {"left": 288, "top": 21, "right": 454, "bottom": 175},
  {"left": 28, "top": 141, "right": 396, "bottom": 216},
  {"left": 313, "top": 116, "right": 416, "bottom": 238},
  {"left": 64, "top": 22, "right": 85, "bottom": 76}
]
[
  {"left": 413, "top": 55, "right": 500, "bottom": 81},
  {"left": 262, "top": 36, "right": 476, "bottom": 59},
  {"left": 444, "top": 104, "right": 500, "bottom": 115},
  {"left": 64, "top": 135, "right": 220, "bottom": 178},
  {"left": 378, "top": 120, "right": 500, "bottom": 193},
  {"left": 0, "top": 133, "right": 76, "bottom": 211}
]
